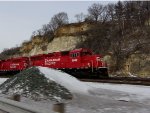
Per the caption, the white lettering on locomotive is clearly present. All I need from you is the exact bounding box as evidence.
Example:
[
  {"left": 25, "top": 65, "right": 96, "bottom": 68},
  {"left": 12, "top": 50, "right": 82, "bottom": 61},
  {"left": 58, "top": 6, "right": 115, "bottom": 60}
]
[
  {"left": 10, "top": 63, "right": 19, "bottom": 68},
  {"left": 72, "top": 59, "right": 78, "bottom": 62},
  {"left": 45, "top": 58, "right": 60, "bottom": 65},
  {"left": 24, "top": 63, "right": 28, "bottom": 67}
]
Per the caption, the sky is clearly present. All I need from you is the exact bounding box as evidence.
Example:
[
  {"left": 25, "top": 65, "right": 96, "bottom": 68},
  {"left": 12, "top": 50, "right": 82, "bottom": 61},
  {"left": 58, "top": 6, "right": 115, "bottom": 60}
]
[{"left": 0, "top": 1, "right": 116, "bottom": 52}]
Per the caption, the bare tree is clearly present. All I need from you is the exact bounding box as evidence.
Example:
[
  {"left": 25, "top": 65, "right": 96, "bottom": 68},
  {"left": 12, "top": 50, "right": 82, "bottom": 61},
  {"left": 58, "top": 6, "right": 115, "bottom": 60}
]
[
  {"left": 88, "top": 3, "right": 104, "bottom": 22},
  {"left": 75, "top": 12, "right": 86, "bottom": 22},
  {"left": 100, "top": 6, "right": 109, "bottom": 23},
  {"left": 30, "top": 12, "right": 69, "bottom": 43},
  {"left": 107, "top": 3, "right": 115, "bottom": 22},
  {"left": 50, "top": 12, "right": 69, "bottom": 30},
  {"left": 42, "top": 24, "right": 54, "bottom": 42},
  {"left": 0, "top": 47, "right": 20, "bottom": 60}
]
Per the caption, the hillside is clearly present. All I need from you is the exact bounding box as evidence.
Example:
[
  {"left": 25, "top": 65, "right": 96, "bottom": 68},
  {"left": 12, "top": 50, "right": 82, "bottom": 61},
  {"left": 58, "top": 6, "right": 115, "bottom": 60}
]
[
  {"left": 19, "top": 22, "right": 93, "bottom": 56},
  {"left": 0, "top": 22, "right": 149, "bottom": 77}
]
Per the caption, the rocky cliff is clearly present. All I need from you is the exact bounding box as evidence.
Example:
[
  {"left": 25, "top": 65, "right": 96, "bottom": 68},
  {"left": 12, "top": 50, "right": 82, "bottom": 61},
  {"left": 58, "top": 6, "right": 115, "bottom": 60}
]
[{"left": 20, "top": 22, "right": 90, "bottom": 56}]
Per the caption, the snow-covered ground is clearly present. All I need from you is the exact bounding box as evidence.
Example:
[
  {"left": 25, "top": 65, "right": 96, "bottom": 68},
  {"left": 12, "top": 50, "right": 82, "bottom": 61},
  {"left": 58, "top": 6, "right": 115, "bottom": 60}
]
[
  {"left": 0, "top": 67, "right": 150, "bottom": 113},
  {"left": 0, "top": 78, "right": 8, "bottom": 84},
  {"left": 38, "top": 67, "right": 90, "bottom": 94},
  {"left": 87, "top": 82, "right": 150, "bottom": 97},
  {"left": 87, "top": 82, "right": 150, "bottom": 107},
  {"left": 21, "top": 82, "right": 150, "bottom": 113}
]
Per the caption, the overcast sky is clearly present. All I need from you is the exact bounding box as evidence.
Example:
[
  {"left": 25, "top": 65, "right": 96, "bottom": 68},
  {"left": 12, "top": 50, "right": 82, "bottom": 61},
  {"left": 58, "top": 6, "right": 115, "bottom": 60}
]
[{"left": 0, "top": 1, "right": 116, "bottom": 52}]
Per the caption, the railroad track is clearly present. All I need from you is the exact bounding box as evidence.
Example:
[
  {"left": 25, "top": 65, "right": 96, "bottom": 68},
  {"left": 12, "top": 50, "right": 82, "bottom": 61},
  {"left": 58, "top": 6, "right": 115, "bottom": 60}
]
[
  {"left": 80, "top": 77, "right": 150, "bottom": 86},
  {"left": 1, "top": 74, "right": 150, "bottom": 86}
]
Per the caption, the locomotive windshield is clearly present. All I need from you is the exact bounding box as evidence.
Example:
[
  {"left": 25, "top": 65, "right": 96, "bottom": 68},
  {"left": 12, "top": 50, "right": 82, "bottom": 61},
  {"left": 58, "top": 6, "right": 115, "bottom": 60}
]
[{"left": 70, "top": 53, "right": 79, "bottom": 58}]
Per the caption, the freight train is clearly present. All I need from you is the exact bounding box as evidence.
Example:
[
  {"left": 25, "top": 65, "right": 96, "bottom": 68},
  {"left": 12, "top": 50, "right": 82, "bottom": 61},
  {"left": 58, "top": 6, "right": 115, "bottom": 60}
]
[{"left": 0, "top": 48, "right": 108, "bottom": 78}]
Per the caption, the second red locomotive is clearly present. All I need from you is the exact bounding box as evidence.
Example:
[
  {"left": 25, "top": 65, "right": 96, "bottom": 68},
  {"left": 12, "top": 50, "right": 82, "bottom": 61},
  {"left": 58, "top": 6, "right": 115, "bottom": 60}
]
[{"left": 0, "top": 48, "right": 108, "bottom": 78}]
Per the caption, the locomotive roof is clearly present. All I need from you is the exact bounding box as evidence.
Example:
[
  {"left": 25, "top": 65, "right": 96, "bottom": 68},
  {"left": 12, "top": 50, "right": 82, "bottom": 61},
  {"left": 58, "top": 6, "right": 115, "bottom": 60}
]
[
  {"left": 70, "top": 48, "right": 92, "bottom": 53},
  {"left": 0, "top": 48, "right": 93, "bottom": 62},
  {"left": 0, "top": 56, "right": 28, "bottom": 62}
]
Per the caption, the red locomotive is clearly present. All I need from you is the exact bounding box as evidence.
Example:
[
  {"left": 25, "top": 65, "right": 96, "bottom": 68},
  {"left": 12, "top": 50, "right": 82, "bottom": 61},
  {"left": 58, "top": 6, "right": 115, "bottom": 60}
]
[{"left": 0, "top": 48, "right": 108, "bottom": 78}]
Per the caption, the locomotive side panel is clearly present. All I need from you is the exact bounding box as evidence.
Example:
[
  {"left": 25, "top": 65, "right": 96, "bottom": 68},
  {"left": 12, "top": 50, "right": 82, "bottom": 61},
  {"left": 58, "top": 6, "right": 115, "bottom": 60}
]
[
  {"left": 44, "top": 53, "right": 61, "bottom": 68},
  {"left": 60, "top": 56, "right": 69, "bottom": 68},
  {"left": 8, "top": 57, "right": 29, "bottom": 71},
  {"left": 69, "top": 52, "right": 81, "bottom": 68},
  {"left": 30, "top": 54, "right": 45, "bottom": 67},
  {"left": 0, "top": 61, "right": 2, "bottom": 70},
  {"left": 44, "top": 56, "right": 61, "bottom": 68},
  {"left": 0, "top": 57, "right": 29, "bottom": 72},
  {"left": 1, "top": 60, "right": 11, "bottom": 71}
]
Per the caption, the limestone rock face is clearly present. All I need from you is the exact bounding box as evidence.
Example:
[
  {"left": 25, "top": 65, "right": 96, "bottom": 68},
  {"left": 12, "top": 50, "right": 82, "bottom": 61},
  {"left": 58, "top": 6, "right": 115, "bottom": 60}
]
[
  {"left": 20, "top": 23, "right": 90, "bottom": 56},
  {"left": 54, "top": 22, "right": 92, "bottom": 37},
  {"left": 46, "top": 36, "right": 86, "bottom": 53},
  {"left": 124, "top": 54, "right": 150, "bottom": 77},
  {"left": 103, "top": 53, "right": 150, "bottom": 77},
  {"left": 23, "top": 36, "right": 86, "bottom": 56}
]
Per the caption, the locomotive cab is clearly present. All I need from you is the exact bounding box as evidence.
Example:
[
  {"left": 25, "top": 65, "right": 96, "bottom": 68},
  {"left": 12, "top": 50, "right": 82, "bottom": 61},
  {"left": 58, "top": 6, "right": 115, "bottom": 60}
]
[
  {"left": 81, "top": 48, "right": 108, "bottom": 77},
  {"left": 68, "top": 48, "right": 92, "bottom": 69},
  {"left": 67, "top": 48, "right": 108, "bottom": 78},
  {"left": 81, "top": 49, "right": 92, "bottom": 56},
  {"left": 69, "top": 49, "right": 81, "bottom": 68},
  {"left": 70, "top": 48, "right": 92, "bottom": 57}
]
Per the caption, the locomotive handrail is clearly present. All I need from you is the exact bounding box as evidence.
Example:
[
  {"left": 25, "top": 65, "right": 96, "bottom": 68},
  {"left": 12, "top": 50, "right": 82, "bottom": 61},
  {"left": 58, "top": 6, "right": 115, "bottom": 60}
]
[
  {"left": 91, "top": 60, "right": 93, "bottom": 72},
  {"left": 0, "top": 97, "right": 54, "bottom": 113}
]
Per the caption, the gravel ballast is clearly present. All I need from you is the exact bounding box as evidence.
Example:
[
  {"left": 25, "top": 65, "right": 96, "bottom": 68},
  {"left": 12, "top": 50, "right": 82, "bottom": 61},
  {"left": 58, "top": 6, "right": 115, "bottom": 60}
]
[{"left": 0, "top": 67, "right": 72, "bottom": 101}]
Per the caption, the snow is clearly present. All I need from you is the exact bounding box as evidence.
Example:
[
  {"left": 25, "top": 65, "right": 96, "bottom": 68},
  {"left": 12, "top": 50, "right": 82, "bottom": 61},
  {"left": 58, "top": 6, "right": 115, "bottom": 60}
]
[
  {"left": 20, "top": 82, "right": 150, "bottom": 113},
  {"left": 128, "top": 72, "right": 137, "bottom": 77},
  {"left": 0, "top": 78, "right": 8, "bottom": 84},
  {"left": 38, "top": 66, "right": 90, "bottom": 94},
  {"left": 0, "top": 68, "right": 150, "bottom": 113},
  {"left": 35, "top": 67, "right": 150, "bottom": 112},
  {"left": 87, "top": 82, "right": 150, "bottom": 98}
]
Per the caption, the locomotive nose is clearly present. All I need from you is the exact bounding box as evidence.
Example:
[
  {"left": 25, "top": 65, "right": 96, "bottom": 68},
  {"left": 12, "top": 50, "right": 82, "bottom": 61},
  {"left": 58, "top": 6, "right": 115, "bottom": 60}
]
[
  {"left": 96, "top": 57, "right": 101, "bottom": 61},
  {"left": 96, "top": 56, "right": 106, "bottom": 67}
]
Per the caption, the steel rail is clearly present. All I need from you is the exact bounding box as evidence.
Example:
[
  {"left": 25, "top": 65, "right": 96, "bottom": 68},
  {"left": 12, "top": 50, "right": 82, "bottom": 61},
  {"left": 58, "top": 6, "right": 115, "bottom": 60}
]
[{"left": 80, "top": 77, "right": 150, "bottom": 86}]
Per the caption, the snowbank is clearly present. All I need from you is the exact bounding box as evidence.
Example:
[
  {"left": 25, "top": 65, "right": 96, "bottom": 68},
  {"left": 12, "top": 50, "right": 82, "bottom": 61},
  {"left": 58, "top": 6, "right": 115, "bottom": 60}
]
[
  {"left": 0, "top": 78, "right": 8, "bottom": 84},
  {"left": 38, "top": 66, "right": 90, "bottom": 94}
]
